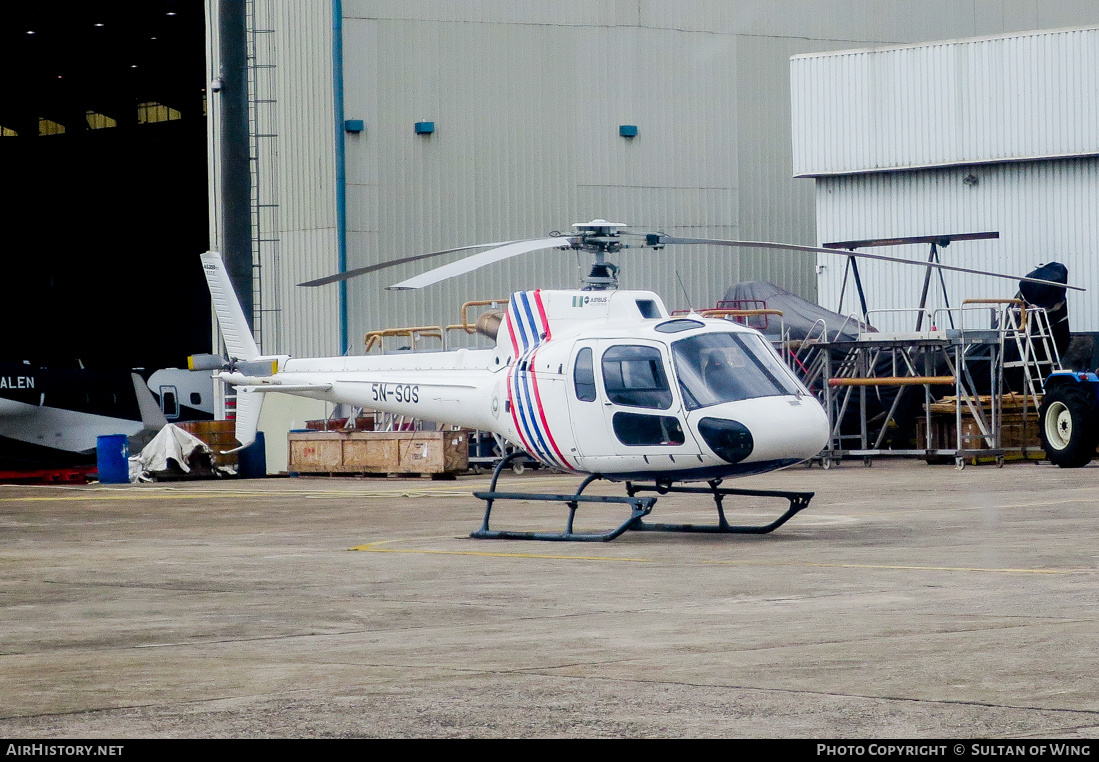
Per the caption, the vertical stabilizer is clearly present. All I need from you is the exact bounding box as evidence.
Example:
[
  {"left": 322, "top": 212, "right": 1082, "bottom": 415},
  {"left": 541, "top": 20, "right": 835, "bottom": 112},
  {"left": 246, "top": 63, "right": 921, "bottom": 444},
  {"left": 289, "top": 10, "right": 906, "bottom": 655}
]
[
  {"left": 201, "top": 251, "right": 260, "bottom": 361},
  {"left": 131, "top": 373, "right": 169, "bottom": 430},
  {"left": 232, "top": 389, "right": 262, "bottom": 450}
]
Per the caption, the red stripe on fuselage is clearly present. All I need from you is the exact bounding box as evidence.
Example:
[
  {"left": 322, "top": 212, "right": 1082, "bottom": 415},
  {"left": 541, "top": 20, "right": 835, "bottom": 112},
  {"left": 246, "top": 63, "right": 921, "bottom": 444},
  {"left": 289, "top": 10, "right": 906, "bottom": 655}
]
[
  {"left": 505, "top": 368, "right": 534, "bottom": 456},
  {"left": 526, "top": 291, "right": 573, "bottom": 470},
  {"left": 505, "top": 306, "right": 520, "bottom": 356},
  {"left": 526, "top": 347, "right": 574, "bottom": 471},
  {"left": 503, "top": 307, "right": 534, "bottom": 454},
  {"left": 533, "top": 289, "right": 551, "bottom": 340}
]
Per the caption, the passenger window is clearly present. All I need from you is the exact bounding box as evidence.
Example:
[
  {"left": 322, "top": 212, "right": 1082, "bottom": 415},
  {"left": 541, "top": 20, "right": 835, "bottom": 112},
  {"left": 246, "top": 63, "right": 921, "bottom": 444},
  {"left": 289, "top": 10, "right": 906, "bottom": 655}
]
[
  {"left": 601, "top": 345, "right": 672, "bottom": 409},
  {"left": 612, "top": 412, "right": 685, "bottom": 446},
  {"left": 573, "top": 347, "right": 597, "bottom": 402}
]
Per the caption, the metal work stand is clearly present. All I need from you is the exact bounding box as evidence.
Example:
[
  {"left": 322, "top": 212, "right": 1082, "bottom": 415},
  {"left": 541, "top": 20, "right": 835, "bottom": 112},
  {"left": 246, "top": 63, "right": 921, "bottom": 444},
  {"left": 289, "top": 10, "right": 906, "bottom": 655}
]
[
  {"left": 817, "top": 324, "right": 1004, "bottom": 468},
  {"left": 471, "top": 453, "right": 814, "bottom": 542}
]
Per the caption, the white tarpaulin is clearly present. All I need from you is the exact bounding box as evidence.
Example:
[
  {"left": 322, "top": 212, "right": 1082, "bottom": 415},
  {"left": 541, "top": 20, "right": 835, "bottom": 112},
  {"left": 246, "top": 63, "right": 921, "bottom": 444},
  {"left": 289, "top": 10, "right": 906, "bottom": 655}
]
[{"left": 130, "top": 424, "right": 216, "bottom": 481}]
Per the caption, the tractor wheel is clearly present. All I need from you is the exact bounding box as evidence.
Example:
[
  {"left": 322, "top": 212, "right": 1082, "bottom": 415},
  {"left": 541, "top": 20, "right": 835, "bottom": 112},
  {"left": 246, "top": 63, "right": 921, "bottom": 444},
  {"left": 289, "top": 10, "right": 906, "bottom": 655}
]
[{"left": 1039, "top": 384, "right": 1099, "bottom": 468}]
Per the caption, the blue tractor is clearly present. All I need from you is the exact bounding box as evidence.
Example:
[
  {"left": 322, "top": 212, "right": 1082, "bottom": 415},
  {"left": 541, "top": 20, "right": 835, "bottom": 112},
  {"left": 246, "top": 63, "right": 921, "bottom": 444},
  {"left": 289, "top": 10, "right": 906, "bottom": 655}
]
[{"left": 1039, "top": 371, "right": 1099, "bottom": 467}]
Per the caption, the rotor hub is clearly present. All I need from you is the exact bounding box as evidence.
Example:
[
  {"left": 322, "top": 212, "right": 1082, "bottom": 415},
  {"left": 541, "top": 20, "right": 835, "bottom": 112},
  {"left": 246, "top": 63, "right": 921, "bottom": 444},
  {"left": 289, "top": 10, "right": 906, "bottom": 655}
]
[{"left": 573, "top": 219, "right": 626, "bottom": 289}]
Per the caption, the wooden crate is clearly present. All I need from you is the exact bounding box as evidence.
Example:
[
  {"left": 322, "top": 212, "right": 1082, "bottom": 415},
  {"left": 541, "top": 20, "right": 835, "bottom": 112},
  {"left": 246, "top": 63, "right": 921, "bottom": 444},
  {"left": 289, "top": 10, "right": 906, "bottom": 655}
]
[
  {"left": 304, "top": 416, "right": 376, "bottom": 431},
  {"left": 918, "top": 407, "right": 1045, "bottom": 464},
  {"left": 175, "top": 420, "right": 240, "bottom": 470},
  {"left": 288, "top": 429, "right": 469, "bottom": 476}
]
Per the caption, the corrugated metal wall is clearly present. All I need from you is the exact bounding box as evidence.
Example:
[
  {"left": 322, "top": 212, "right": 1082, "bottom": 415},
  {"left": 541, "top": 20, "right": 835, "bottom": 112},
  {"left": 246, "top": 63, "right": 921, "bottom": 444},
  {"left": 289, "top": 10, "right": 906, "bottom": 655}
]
[
  {"left": 220, "top": 2, "right": 1099, "bottom": 357},
  {"left": 264, "top": 1, "right": 340, "bottom": 356},
  {"left": 815, "top": 159, "right": 1099, "bottom": 332},
  {"left": 339, "top": 10, "right": 752, "bottom": 346},
  {"left": 792, "top": 26, "right": 1099, "bottom": 177},
  {"left": 332, "top": 1, "right": 922, "bottom": 349}
]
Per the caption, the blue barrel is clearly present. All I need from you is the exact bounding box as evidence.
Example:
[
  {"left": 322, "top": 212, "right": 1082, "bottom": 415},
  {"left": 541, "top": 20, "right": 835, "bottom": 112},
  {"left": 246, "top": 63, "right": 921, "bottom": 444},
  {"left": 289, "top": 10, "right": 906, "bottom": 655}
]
[
  {"left": 238, "top": 431, "right": 267, "bottom": 479},
  {"left": 96, "top": 434, "right": 129, "bottom": 484}
]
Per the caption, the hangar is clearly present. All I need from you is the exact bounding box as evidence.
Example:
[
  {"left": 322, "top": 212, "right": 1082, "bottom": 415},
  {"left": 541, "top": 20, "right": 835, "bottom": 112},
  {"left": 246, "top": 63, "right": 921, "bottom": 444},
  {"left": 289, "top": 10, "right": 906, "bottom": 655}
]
[
  {"left": 0, "top": 1, "right": 210, "bottom": 371},
  {"left": 792, "top": 26, "right": 1099, "bottom": 334},
  {"left": 203, "top": 1, "right": 1099, "bottom": 361},
  {"left": 7, "top": 1, "right": 1098, "bottom": 363},
  {"left": 6, "top": 1, "right": 1099, "bottom": 469}
]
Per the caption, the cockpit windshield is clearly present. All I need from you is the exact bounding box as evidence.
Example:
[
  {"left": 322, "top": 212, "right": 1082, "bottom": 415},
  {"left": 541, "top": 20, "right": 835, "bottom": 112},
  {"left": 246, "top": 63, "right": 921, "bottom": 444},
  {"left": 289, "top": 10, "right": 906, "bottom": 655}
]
[{"left": 672, "top": 332, "right": 804, "bottom": 410}]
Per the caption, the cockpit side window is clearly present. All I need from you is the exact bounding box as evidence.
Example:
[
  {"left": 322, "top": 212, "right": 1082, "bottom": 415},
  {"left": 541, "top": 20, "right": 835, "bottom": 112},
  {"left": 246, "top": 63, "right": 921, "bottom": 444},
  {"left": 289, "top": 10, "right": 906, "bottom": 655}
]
[
  {"left": 601, "top": 345, "right": 672, "bottom": 409},
  {"left": 573, "top": 347, "right": 597, "bottom": 402}
]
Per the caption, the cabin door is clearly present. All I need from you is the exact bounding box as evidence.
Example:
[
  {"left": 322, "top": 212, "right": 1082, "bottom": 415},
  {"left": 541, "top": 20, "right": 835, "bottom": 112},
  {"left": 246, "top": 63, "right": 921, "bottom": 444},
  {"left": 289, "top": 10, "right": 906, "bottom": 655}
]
[{"left": 567, "top": 340, "right": 699, "bottom": 472}]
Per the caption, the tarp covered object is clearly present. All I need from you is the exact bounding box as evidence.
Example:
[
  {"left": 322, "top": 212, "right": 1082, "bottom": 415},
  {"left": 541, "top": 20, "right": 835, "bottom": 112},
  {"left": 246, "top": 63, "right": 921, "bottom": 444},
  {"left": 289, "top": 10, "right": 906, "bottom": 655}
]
[
  {"left": 130, "top": 424, "right": 219, "bottom": 482},
  {"left": 721, "top": 281, "right": 874, "bottom": 341}
]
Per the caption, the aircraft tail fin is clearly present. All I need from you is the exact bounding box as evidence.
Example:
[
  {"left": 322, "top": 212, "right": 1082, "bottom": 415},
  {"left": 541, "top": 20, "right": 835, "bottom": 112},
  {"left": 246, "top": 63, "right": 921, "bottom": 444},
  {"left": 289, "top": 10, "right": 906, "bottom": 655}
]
[
  {"left": 131, "top": 373, "right": 169, "bottom": 431},
  {"left": 228, "top": 389, "right": 263, "bottom": 452},
  {"left": 201, "top": 251, "right": 260, "bottom": 362}
]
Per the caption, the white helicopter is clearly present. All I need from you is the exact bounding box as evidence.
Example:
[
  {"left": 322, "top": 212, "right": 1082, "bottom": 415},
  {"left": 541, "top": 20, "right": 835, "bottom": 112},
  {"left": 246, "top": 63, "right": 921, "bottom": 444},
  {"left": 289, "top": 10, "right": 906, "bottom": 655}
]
[{"left": 194, "top": 220, "right": 1081, "bottom": 541}]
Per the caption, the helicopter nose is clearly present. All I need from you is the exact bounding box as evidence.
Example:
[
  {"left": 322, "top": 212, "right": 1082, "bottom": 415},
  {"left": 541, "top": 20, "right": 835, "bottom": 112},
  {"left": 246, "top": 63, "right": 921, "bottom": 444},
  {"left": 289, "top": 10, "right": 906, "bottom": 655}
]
[
  {"left": 697, "top": 418, "right": 754, "bottom": 463},
  {"left": 695, "top": 397, "right": 829, "bottom": 464}
]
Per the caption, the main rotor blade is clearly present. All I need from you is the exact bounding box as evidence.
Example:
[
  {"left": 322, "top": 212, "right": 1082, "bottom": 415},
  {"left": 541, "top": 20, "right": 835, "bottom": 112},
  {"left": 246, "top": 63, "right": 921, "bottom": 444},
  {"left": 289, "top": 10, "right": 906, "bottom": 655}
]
[
  {"left": 387, "top": 237, "right": 576, "bottom": 290},
  {"left": 297, "top": 241, "right": 519, "bottom": 287},
  {"left": 656, "top": 236, "right": 1086, "bottom": 292}
]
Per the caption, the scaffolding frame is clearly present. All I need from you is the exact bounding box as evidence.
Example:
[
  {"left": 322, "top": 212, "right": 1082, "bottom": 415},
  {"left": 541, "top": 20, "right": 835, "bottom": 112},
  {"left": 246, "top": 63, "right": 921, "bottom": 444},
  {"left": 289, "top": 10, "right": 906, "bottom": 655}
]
[
  {"left": 806, "top": 300, "right": 1060, "bottom": 468},
  {"left": 812, "top": 308, "right": 1000, "bottom": 468}
]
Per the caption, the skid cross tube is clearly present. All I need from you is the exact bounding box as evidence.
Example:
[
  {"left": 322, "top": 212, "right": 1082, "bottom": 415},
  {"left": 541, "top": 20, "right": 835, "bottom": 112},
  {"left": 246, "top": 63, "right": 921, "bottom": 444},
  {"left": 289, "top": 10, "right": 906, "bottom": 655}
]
[
  {"left": 624, "top": 480, "right": 814, "bottom": 534},
  {"left": 470, "top": 454, "right": 813, "bottom": 541},
  {"left": 471, "top": 454, "right": 656, "bottom": 541}
]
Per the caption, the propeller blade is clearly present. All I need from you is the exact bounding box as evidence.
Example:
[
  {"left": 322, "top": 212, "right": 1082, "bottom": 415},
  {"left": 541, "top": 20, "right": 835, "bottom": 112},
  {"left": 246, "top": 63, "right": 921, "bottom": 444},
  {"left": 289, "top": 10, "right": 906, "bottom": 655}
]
[
  {"left": 387, "top": 237, "right": 577, "bottom": 290},
  {"left": 297, "top": 241, "right": 519, "bottom": 287},
  {"left": 655, "top": 236, "right": 1086, "bottom": 292}
]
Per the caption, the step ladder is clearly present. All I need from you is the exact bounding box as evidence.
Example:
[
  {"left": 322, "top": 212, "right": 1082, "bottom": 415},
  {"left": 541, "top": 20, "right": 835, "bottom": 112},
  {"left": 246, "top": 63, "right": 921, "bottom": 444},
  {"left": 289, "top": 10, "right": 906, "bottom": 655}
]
[{"left": 1000, "top": 304, "right": 1061, "bottom": 407}]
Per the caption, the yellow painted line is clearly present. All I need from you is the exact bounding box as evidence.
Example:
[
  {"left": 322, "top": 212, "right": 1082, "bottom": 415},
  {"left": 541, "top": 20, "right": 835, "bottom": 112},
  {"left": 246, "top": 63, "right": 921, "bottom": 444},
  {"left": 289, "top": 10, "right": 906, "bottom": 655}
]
[
  {"left": 0, "top": 477, "right": 618, "bottom": 503},
  {"left": 0, "top": 488, "right": 475, "bottom": 502},
  {"left": 706, "top": 560, "right": 1089, "bottom": 575},
  {"left": 350, "top": 541, "right": 650, "bottom": 563},
  {"left": 1001, "top": 498, "right": 1099, "bottom": 508},
  {"left": 0, "top": 493, "right": 226, "bottom": 502}
]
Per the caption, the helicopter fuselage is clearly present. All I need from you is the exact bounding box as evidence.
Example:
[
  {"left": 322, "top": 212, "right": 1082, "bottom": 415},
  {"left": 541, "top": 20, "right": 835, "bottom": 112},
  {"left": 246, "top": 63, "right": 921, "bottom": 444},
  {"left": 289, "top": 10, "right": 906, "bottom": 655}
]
[{"left": 223, "top": 289, "right": 829, "bottom": 482}]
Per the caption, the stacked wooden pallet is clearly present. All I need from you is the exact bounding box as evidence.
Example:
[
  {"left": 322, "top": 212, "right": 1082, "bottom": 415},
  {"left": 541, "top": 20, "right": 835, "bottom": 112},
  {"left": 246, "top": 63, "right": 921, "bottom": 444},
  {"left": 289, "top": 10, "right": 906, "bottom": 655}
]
[
  {"left": 921, "top": 394, "right": 1045, "bottom": 463},
  {"left": 175, "top": 420, "right": 240, "bottom": 471}
]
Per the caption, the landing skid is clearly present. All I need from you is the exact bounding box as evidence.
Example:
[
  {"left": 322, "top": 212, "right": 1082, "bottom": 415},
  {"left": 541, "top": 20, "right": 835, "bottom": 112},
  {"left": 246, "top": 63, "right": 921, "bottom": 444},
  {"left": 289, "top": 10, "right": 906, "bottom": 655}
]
[
  {"left": 471, "top": 452, "right": 814, "bottom": 542},
  {"left": 624, "top": 482, "right": 813, "bottom": 534}
]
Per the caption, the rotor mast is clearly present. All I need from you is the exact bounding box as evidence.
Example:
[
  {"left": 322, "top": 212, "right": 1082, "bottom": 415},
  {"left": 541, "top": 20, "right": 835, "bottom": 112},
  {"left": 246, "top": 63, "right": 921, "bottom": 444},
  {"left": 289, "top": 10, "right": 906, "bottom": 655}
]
[{"left": 573, "top": 220, "right": 627, "bottom": 290}]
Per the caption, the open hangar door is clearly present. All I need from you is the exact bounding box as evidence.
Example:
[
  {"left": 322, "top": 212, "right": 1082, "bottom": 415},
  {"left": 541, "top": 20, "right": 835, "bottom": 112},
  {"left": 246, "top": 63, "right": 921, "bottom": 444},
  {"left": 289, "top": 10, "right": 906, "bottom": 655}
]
[{"left": 0, "top": 0, "right": 211, "bottom": 372}]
